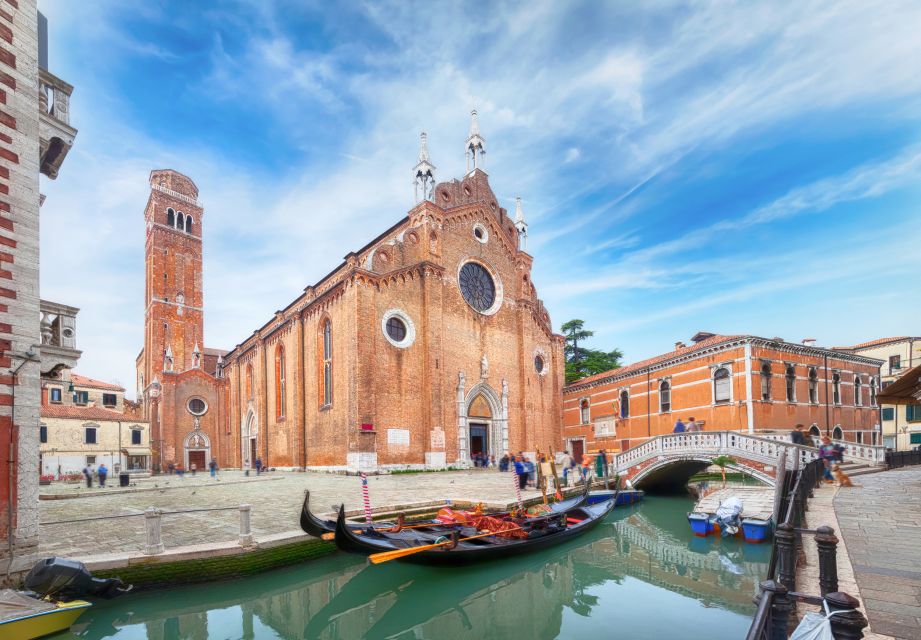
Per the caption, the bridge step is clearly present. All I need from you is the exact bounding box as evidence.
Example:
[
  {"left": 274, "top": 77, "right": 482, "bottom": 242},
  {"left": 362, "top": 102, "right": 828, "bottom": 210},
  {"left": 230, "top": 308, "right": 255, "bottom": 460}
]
[{"left": 843, "top": 466, "right": 886, "bottom": 478}]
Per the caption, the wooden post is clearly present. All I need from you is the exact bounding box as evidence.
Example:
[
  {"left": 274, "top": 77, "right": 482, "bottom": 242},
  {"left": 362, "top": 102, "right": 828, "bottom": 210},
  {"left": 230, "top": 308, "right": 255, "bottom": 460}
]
[{"left": 548, "top": 446, "right": 563, "bottom": 500}]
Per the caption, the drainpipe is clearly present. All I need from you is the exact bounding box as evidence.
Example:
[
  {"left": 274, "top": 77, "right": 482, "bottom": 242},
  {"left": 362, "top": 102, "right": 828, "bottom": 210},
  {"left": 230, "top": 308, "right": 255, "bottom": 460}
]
[
  {"left": 262, "top": 341, "right": 269, "bottom": 467},
  {"left": 824, "top": 353, "right": 831, "bottom": 437},
  {"left": 298, "top": 313, "right": 306, "bottom": 470},
  {"left": 744, "top": 341, "right": 754, "bottom": 433},
  {"left": 646, "top": 370, "right": 651, "bottom": 438}
]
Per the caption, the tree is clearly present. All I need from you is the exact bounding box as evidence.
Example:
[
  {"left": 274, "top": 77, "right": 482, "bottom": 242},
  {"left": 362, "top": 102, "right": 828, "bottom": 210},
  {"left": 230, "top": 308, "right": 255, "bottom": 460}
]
[
  {"left": 711, "top": 455, "right": 736, "bottom": 488},
  {"left": 561, "top": 319, "right": 624, "bottom": 383}
]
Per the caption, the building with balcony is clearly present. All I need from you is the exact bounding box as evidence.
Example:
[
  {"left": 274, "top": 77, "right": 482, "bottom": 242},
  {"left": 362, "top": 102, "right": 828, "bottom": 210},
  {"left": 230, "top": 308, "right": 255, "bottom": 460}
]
[
  {"left": 0, "top": 4, "right": 78, "bottom": 560},
  {"left": 834, "top": 337, "right": 921, "bottom": 450}
]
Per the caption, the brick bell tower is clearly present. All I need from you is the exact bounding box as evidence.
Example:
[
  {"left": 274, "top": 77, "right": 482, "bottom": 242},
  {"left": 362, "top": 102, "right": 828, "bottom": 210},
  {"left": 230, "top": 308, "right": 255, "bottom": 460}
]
[{"left": 138, "top": 170, "right": 205, "bottom": 408}]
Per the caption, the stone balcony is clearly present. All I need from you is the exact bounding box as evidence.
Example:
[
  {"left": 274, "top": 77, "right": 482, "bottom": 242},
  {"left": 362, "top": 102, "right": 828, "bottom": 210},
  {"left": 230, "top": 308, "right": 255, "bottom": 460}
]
[
  {"left": 38, "top": 67, "right": 77, "bottom": 180},
  {"left": 38, "top": 299, "right": 81, "bottom": 377}
]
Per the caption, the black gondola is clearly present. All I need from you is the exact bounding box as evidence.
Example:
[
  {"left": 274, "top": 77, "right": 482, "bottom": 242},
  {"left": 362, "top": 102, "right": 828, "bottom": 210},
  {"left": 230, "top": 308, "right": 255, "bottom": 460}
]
[
  {"left": 299, "top": 485, "right": 590, "bottom": 538},
  {"left": 333, "top": 490, "right": 616, "bottom": 565}
]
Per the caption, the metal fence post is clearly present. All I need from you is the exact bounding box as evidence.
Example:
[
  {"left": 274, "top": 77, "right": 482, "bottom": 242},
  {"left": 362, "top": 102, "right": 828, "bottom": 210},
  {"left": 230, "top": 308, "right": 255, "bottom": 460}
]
[
  {"left": 825, "top": 592, "right": 868, "bottom": 639},
  {"left": 239, "top": 504, "right": 254, "bottom": 547},
  {"left": 144, "top": 507, "right": 164, "bottom": 555},
  {"left": 761, "top": 579, "right": 791, "bottom": 640},
  {"left": 814, "top": 525, "right": 839, "bottom": 596},
  {"left": 775, "top": 522, "right": 797, "bottom": 592}
]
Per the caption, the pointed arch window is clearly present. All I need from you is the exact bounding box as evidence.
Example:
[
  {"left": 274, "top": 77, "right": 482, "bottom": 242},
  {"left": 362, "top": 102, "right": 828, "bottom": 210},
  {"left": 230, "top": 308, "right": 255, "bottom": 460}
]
[
  {"left": 659, "top": 380, "right": 671, "bottom": 413},
  {"left": 245, "top": 364, "right": 254, "bottom": 400},
  {"left": 177, "top": 212, "right": 185, "bottom": 230},
  {"left": 322, "top": 320, "right": 332, "bottom": 407},
  {"left": 760, "top": 362, "right": 772, "bottom": 401},
  {"left": 275, "top": 344, "right": 286, "bottom": 420},
  {"left": 870, "top": 376, "right": 878, "bottom": 406},
  {"left": 185, "top": 215, "right": 193, "bottom": 234},
  {"left": 167, "top": 208, "right": 175, "bottom": 227},
  {"left": 854, "top": 375, "right": 862, "bottom": 407},
  {"left": 832, "top": 371, "right": 841, "bottom": 405},
  {"left": 808, "top": 367, "right": 819, "bottom": 404},
  {"left": 619, "top": 389, "right": 629, "bottom": 419},
  {"left": 785, "top": 364, "right": 796, "bottom": 402}
]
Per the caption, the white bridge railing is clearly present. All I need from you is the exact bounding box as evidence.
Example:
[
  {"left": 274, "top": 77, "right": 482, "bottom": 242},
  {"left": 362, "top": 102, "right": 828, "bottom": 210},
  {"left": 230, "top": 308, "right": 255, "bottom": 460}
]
[{"left": 612, "top": 431, "right": 886, "bottom": 475}]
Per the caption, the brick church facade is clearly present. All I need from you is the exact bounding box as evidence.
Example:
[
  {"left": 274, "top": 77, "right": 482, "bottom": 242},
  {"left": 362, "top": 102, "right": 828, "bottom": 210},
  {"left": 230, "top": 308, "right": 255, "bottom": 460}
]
[{"left": 137, "top": 114, "right": 565, "bottom": 472}]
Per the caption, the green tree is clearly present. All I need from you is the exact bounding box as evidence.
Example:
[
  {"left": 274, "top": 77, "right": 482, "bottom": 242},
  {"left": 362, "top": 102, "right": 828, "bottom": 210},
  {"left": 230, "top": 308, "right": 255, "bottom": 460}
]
[
  {"left": 561, "top": 319, "right": 624, "bottom": 383},
  {"left": 711, "top": 455, "right": 736, "bottom": 488}
]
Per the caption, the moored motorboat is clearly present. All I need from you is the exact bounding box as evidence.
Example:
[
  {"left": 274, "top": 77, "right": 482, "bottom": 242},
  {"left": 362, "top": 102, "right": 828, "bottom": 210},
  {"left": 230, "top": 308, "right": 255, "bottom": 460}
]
[
  {"left": 587, "top": 488, "right": 644, "bottom": 507},
  {"left": 333, "top": 491, "right": 616, "bottom": 565}
]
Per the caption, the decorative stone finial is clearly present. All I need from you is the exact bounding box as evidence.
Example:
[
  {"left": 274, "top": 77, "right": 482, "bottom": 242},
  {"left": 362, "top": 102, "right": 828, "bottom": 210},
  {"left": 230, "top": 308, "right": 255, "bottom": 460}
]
[
  {"left": 413, "top": 131, "right": 436, "bottom": 203},
  {"left": 514, "top": 196, "right": 528, "bottom": 250},
  {"left": 466, "top": 110, "right": 486, "bottom": 173}
]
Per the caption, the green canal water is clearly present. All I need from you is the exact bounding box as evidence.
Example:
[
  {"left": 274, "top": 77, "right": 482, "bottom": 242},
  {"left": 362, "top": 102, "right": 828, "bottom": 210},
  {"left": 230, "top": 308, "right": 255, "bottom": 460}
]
[{"left": 54, "top": 496, "right": 770, "bottom": 640}]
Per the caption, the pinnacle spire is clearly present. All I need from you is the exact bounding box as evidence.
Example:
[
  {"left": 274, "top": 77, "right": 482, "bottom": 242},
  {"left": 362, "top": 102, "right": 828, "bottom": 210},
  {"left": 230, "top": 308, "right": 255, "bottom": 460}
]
[
  {"left": 465, "top": 109, "right": 486, "bottom": 173},
  {"left": 469, "top": 109, "right": 480, "bottom": 138},
  {"left": 413, "top": 131, "right": 436, "bottom": 203},
  {"left": 514, "top": 196, "right": 525, "bottom": 223},
  {"left": 514, "top": 196, "right": 528, "bottom": 251}
]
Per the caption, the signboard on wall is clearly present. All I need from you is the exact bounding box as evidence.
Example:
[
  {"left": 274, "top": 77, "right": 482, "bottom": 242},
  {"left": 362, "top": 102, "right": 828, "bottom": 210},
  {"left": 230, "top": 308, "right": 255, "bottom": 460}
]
[
  {"left": 388, "top": 428, "right": 410, "bottom": 446},
  {"left": 594, "top": 417, "right": 616, "bottom": 438}
]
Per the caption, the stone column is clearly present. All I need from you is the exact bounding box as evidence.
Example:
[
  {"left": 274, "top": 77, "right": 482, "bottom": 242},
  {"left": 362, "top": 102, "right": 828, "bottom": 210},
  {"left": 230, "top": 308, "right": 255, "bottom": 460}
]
[
  {"left": 456, "top": 372, "right": 467, "bottom": 464},
  {"left": 239, "top": 504, "right": 254, "bottom": 547},
  {"left": 500, "top": 379, "right": 509, "bottom": 453},
  {"left": 144, "top": 507, "right": 164, "bottom": 555}
]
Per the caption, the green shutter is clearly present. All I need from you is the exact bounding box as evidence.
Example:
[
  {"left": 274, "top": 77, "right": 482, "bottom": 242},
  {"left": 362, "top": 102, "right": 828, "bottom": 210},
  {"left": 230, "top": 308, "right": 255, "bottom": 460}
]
[
  {"left": 911, "top": 433, "right": 921, "bottom": 444},
  {"left": 908, "top": 405, "right": 921, "bottom": 423}
]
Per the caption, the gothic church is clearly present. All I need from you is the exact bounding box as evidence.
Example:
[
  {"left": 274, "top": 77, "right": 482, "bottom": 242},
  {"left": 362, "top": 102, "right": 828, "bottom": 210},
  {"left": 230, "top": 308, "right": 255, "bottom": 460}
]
[{"left": 137, "top": 112, "right": 565, "bottom": 472}]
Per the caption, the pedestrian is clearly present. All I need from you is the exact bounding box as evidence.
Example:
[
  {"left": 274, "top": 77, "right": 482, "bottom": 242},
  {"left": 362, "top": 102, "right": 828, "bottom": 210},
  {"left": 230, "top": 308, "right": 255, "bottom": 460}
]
[
  {"left": 489, "top": 455, "right": 496, "bottom": 468},
  {"left": 673, "top": 417, "right": 686, "bottom": 433},
  {"left": 167, "top": 461, "right": 175, "bottom": 475},
  {"left": 209, "top": 458, "right": 218, "bottom": 478},
  {"left": 595, "top": 449, "right": 608, "bottom": 479},
  {"left": 686, "top": 417, "right": 700, "bottom": 432},
  {"left": 560, "top": 450, "right": 573, "bottom": 485},
  {"left": 790, "top": 423, "right": 806, "bottom": 446},
  {"left": 499, "top": 452, "right": 509, "bottom": 472},
  {"left": 524, "top": 457, "right": 535, "bottom": 487},
  {"left": 255, "top": 458, "right": 263, "bottom": 475},
  {"left": 82, "top": 464, "right": 93, "bottom": 488},
  {"left": 97, "top": 463, "right": 108, "bottom": 488},
  {"left": 818, "top": 437, "right": 836, "bottom": 483},
  {"left": 580, "top": 455, "right": 593, "bottom": 484},
  {"left": 513, "top": 456, "right": 527, "bottom": 490}
]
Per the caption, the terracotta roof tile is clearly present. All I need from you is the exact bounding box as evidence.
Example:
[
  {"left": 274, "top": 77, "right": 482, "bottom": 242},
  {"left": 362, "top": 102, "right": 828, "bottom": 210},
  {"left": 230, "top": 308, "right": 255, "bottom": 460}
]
[
  {"left": 40, "top": 404, "right": 138, "bottom": 421},
  {"left": 833, "top": 337, "right": 919, "bottom": 351},
  {"left": 569, "top": 334, "right": 742, "bottom": 387},
  {"left": 69, "top": 373, "right": 124, "bottom": 392}
]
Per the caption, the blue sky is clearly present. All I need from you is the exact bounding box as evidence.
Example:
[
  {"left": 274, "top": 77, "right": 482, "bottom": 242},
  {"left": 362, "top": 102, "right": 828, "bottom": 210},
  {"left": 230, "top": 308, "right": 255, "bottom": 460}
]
[{"left": 39, "top": 1, "right": 921, "bottom": 396}]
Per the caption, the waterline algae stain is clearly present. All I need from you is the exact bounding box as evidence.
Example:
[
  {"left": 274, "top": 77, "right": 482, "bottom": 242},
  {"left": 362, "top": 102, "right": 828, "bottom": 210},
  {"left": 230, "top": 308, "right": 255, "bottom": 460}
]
[{"left": 53, "top": 497, "right": 768, "bottom": 639}]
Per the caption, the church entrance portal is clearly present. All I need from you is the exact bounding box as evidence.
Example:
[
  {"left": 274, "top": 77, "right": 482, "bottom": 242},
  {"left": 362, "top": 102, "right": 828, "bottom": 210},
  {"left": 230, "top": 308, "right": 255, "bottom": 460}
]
[
  {"left": 469, "top": 423, "right": 488, "bottom": 458},
  {"left": 188, "top": 450, "right": 206, "bottom": 471}
]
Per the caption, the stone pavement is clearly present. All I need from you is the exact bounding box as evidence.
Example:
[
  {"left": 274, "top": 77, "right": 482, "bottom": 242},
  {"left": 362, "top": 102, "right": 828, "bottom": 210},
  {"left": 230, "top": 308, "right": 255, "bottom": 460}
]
[
  {"left": 834, "top": 467, "right": 921, "bottom": 640},
  {"left": 37, "top": 469, "right": 544, "bottom": 559}
]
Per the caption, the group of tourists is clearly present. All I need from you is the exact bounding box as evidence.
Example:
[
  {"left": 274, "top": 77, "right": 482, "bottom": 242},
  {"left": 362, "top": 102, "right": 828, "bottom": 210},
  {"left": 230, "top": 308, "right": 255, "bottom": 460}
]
[
  {"left": 81, "top": 463, "right": 108, "bottom": 488},
  {"left": 673, "top": 417, "right": 702, "bottom": 433},
  {"left": 471, "top": 452, "right": 495, "bottom": 468},
  {"left": 164, "top": 458, "right": 221, "bottom": 478},
  {"left": 790, "top": 422, "right": 850, "bottom": 485}
]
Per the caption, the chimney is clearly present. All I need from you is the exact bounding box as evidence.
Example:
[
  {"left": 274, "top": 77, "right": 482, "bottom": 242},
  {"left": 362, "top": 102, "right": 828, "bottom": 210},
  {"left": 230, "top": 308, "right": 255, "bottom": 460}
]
[
  {"left": 802, "top": 338, "right": 816, "bottom": 348},
  {"left": 675, "top": 341, "right": 686, "bottom": 350}
]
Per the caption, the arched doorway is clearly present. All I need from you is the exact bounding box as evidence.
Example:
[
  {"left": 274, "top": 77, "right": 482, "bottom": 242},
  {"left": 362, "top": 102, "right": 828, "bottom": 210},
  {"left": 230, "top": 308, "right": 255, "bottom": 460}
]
[
  {"left": 242, "top": 410, "right": 257, "bottom": 469},
  {"left": 468, "top": 394, "right": 492, "bottom": 462},
  {"left": 184, "top": 431, "right": 210, "bottom": 472}
]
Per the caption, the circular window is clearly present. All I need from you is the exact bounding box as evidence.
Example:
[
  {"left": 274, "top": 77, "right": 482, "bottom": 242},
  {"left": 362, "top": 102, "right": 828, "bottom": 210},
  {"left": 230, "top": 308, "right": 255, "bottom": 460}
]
[
  {"left": 458, "top": 261, "right": 502, "bottom": 315},
  {"left": 187, "top": 397, "right": 208, "bottom": 416},
  {"left": 381, "top": 309, "right": 416, "bottom": 348},
  {"left": 535, "top": 355, "right": 544, "bottom": 374},
  {"left": 473, "top": 223, "right": 488, "bottom": 243},
  {"left": 386, "top": 316, "right": 406, "bottom": 342}
]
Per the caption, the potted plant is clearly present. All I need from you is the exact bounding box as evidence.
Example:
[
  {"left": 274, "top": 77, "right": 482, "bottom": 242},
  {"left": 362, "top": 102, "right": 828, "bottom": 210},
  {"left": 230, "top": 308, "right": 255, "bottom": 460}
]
[{"left": 39, "top": 474, "right": 54, "bottom": 486}]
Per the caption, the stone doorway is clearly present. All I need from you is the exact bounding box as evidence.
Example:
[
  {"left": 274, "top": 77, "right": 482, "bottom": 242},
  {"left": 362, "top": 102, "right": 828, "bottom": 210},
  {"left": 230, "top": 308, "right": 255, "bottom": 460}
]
[
  {"left": 184, "top": 431, "right": 210, "bottom": 471},
  {"left": 467, "top": 394, "right": 493, "bottom": 461},
  {"left": 469, "top": 422, "right": 489, "bottom": 458},
  {"left": 570, "top": 438, "right": 585, "bottom": 464},
  {"left": 188, "top": 450, "right": 206, "bottom": 471}
]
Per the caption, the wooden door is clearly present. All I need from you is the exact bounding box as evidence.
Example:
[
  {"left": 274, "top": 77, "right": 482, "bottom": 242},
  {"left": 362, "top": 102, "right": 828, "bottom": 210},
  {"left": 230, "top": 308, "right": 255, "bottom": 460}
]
[
  {"left": 189, "top": 450, "right": 206, "bottom": 470},
  {"left": 571, "top": 439, "right": 584, "bottom": 464}
]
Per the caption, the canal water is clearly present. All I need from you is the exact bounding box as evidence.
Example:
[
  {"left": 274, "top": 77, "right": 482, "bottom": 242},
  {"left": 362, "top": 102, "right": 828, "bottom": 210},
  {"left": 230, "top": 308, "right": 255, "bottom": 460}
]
[{"left": 55, "top": 496, "right": 769, "bottom": 640}]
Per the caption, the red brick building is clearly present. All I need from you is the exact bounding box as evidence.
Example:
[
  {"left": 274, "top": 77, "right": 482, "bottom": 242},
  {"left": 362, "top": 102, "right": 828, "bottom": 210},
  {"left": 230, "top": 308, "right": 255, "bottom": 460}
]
[
  {"left": 137, "top": 115, "right": 565, "bottom": 472},
  {"left": 562, "top": 333, "right": 883, "bottom": 461}
]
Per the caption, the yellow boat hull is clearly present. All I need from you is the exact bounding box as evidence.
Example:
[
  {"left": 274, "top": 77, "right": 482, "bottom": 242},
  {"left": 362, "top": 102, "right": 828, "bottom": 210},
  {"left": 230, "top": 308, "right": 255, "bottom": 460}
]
[{"left": 0, "top": 599, "right": 91, "bottom": 639}]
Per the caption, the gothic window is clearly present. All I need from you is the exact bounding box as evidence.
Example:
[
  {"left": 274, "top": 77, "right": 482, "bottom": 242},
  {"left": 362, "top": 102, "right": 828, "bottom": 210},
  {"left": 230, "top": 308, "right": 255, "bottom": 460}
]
[
  {"left": 535, "top": 355, "right": 544, "bottom": 374},
  {"left": 785, "top": 365, "right": 796, "bottom": 402},
  {"left": 275, "top": 344, "right": 286, "bottom": 419},
  {"left": 459, "top": 262, "right": 496, "bottom": 313},
  {"left": 386, "top": 317, "right": 406, "bottom": 342},
  {"left": 832, "top": 371, "right": 841, "bottom": 405},
  {"left": 187, "top": 397, "right": 207, "bottom": 416},
  {"left": 619, "top": 389, "right": 629, "bottom": 418},
  {"left": 659, "top": 380, "right": 671, "bottom": 413},
  {"left": 167, "top": 208, "right": 175, "bottom": 227},
  {"left": 245, "top": 364, "right": 254, "bottom": 400},
  {"left": 832, "top": 425, "right": 843, "bottom": 440},
  {"left": 760, "top": 362, "right": 772, "bottom": 401},
  {"left": 185, "top": 215, "right": 193, "bottom": 233},
  {"left": 177, "top": 212, "right": 185, "bottom": 230},
  {"left": 580, "top": 398, "right": 590, "bottom": 424},
  {"left": 322, "top": 320, "right": 332, "bottom": 406},
  {"left": 713, "top": 367, "right": 731, "bottom": 404},
  {"left": 808, "top": 368, "right": 819, "bottom": 403},
  {"left": 854, "top": 375, "right": 862, "bottom": 406}
]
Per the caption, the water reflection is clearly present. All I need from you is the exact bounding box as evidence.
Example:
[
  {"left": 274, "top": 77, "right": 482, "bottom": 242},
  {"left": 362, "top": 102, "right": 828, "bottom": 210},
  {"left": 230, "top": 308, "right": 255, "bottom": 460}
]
[{"left": 59, "top": 497, "right": 767, "bottom": 640}]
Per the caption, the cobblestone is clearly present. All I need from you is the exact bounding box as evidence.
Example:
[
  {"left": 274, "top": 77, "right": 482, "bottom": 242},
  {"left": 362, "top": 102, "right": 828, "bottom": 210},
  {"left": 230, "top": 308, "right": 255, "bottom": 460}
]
[
  {"left": 834, "top": 466, "right": 921, "bottom": 640},
  {"left": 38, "top": 469, "right": 544, "bottom": 558}
]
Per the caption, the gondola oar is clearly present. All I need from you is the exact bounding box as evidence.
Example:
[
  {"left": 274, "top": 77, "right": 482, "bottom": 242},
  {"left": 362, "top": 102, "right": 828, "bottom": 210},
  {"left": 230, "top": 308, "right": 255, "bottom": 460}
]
[{"left": 368, "top": 526, "right": 524, "bottom": 564}]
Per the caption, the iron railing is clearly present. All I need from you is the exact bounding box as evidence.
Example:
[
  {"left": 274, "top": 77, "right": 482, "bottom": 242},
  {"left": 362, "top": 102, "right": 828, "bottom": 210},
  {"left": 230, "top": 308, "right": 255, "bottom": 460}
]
[{"left": 886, "top": 449, "right": 921, "bottom": 468}]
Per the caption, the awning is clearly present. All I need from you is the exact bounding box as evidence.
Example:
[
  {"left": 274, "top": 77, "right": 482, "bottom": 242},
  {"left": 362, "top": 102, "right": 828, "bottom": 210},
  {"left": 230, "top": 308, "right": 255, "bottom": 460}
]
[
  {"left": 877, "top": 365, "right": 921, "bottom": 405},
  {"left": 120, "top": 448, "right": 151, "bottom": 456}
]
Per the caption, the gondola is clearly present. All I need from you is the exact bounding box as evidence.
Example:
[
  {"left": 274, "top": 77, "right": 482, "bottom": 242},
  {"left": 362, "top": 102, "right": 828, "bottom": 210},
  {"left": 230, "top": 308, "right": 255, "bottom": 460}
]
[
  {"left": 299, "top": 484, "right": 590, "bottom": 538},
  {"left": 333, "top": 489, "right": 617, "bottom": 565}
]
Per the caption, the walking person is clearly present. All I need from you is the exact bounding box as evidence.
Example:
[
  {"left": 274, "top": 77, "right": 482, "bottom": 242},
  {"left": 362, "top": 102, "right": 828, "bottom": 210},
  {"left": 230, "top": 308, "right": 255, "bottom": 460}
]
[
  {"left": 790, "top": 423, "right": 806, "bottom": 446},
  {"left": 524, "top": 457, "right": 535, "bottom": 487},
  {"left": 673, "top": 417, "right": 686, "bottom": 433},
  {"left": 167, "top": 461, "right": 175, "bottom": 475},
  {"left": 97, "top": 463, "right": 108, "bottom": 488},
  {"left": 209, "top": 458, "right": 218, "bottom": 478},
  {"left": 560, "top": 450, "right": 573, "bottom": 485},
  {"left": 82, "top": 464, "right": 93, "bottom": 488},
  {"left": 818, "top": 437, "right": 836, "bottom": 483},
  {"left": 686, "top": 417, "right": 700, "bottom": 432},
  {"left": 255, "top": 458, "right": 263, "bottom": 475},
  {"left": 513, "top": 456, "right": 527, "bottom": 490}
]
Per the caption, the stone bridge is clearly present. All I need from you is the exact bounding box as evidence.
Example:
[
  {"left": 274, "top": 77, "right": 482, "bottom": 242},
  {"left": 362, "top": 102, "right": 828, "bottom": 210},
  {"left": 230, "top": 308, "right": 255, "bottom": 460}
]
[{"left": 609, "top": 431, "right": 886, "bottom": 490}]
